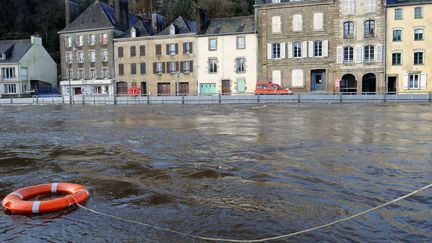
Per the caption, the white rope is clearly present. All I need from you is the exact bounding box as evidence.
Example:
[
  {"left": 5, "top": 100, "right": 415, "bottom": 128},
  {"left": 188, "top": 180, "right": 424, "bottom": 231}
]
[{"left": 70, "top": 183, "right": 432, "bottom": 242}]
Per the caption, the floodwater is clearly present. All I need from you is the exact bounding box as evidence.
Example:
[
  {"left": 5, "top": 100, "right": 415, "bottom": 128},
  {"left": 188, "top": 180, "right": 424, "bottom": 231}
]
[{"left": 0, "top": 104, "right": 431, "bottom": 242}]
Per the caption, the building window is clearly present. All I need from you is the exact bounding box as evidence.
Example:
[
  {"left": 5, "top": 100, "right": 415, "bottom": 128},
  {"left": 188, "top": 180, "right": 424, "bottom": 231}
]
[
  {"left": 155, "top": 44, "right": 162, "bottom": 55},
  {"left": 344, "top": 46, "right": 354, "bottom": 63},
  {"left": 118, "top": 47, "right": 124, "bottom": 58},
  {"left": 364, "top": 45, "right": 375, "bottom": 63},
  {"left": 88, "top": 34, "right": 96, "bottom": 45},
  {"left": 393, "top": 29, "right": 402, "bottom": 41},
  {"left": 67, "top": 69, "right": 73, "bottom": 79},
  {"left": 183, "top": 61, "right": 191, "bottom": 73},
  {"left": 130, "top": 46, "right": 136, "bottom": 57},
  {"left": 100, "top": 33, "right": 108, "bottom": 45},
  {"left": 168, "top": 62, "right": 177, "bottom": 73},
  {"left": 65, "top": 36, "right": 73, "bottom": 48},
  {"left": 101, "top": 50, "right": 109, "bottom": 62},
  {"left": 168, "top": 44, "right": 176, "bottom": 55},
  {"left": 90, "top": 68, "right": 96, "bottom": 79},
  {"left": 90, "top": 50, "right": 96, "bottom": 62},
  {"left": 414, "top": 28, "right": 424, "bottom": 41},
  {"left": 118, "top": 64, "right": 124, "bottom": 75},
  {"left": 131, "top": 63, "right": 137, "bottom": 75},
  {"left": 272, "top": 43, "right": 281, "bottom": 59},
  {"left": 155, "top": 62, "right": 163, "bottom": 74},
  {"left": 78, "top": 69, "right": 84, "bottom": 80},
  {"left": 66, "top": 52, "right": 73, "bottom": 64},
  {"left": 344, "top": 21, "right": 354, "bottom": 39},
  {"left": 235, "top": 58, "right": 246, "bottom": 73},
  {"left": 4, "top": 84, "right": 16, "bottom": 94},
  {"left": 366, "top": 0, "right": 376, "bottom": 12},
  {"left": 272, "top": 16, "right": 281, "bottom": 33},
  {"left": 237, "top": 36, "right": 245, "bottom": 49},
  {"left": 1, "top": 67, "right": 16, "bottom": 80},
  {"left": 293, "top": 42, "right": 302, "bottom": 58},
  {"left": 414, "top": 51, "right": 424, "bottom": 65},
  {"left": 409, "top": 74, "right": 420, "bottom": 89},
  {"left": 209, "top": 59, "right": 218, "bottom": 73},
  {"left": 414, "top": 7, "right": 423, "bottom": 19},
  {"left": 184, "top": 42, "right": 192, "bottom": 54},
  {"left": 140, "top": 63, "right": 146, "bottom": 74},
  {"left": 293, "top": 14, "right": 302, "bottom": 31},
  {"left": 313, "top": 13, "right": 323, "bottom": 31},
  {"left": 77, "top": 35, "right": 83, "bottom": 47},
  {"left": 364, "top": 20, "right": 375, "bottom": 38},
  {"left": 392, "top": 53, "right": 402, "bottom": 65},
  {"left": 209, "top": 39, "right": 217, "bottom": 51},
  {"left": 395, "top": 9, "right": 403, "bottom": 20},
  {"left": 314, "top": 41, "right": 322, "bottom": 57},
  {"left": 102, "top": 68, "right": 109, "bottom": 79},
  {"left": 140, "top": 45, "right": 146, "bottom": 56},
  {"left": 344, "top": 0, "right": 355, "bottom": 15},
  {"left": 77, "top": 51, "right": 84, "bottom": 63}
]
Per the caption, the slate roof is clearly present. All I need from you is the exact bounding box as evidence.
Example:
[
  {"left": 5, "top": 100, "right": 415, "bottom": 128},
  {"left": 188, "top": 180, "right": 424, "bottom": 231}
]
[
  {"left": 157, "top": 16, "right": 196, "bottom": 36},
  {"left": 122, "top": 18, "right": 152, "bottom": 38},
  {"left": 386, "top": 0, "right": 432, "bottom": 6},
  {"left": 0, "top": 39, "right": 33, "bottom": 64},
  {"left": 59, "top": 0, "right": 138, "bottom": 34},
  {"left": 201, "top": 16, "right": 255, "bottom": 36}
]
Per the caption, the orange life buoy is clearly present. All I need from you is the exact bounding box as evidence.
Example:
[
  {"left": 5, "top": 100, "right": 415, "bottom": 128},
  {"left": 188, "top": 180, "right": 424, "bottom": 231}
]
[{"left": 2, "top": 183, "right": 90, "bottom": 214}]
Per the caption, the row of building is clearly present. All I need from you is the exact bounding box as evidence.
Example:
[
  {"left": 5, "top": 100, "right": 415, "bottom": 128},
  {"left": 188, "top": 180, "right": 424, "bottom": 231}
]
[{"left": 1, "top": 0, "right": 431, "bottom": 97}]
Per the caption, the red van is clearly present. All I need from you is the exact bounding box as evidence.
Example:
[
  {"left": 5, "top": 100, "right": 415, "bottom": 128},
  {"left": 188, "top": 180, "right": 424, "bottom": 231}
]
[{"left": 255, "top": 82, "right": 293, "bottom": 95}]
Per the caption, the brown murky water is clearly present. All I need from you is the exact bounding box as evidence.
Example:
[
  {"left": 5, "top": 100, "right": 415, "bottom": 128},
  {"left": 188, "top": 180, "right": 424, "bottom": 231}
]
[{"left": 0, "top": 104, "right": 431, "bottom": 242}]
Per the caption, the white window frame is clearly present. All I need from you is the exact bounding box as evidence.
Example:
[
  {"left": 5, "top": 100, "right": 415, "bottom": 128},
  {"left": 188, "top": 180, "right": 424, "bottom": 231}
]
[
  {"left": 236, "top": 58, "right": 246, "bottom": 73},
  {"left": 90, "top": 50, "right": 96, "bottom": 62},
  {"left": 272, "top": 16, "right": 281, "bottom": 33},
  {"left": 209, "top": 39, "right": 217, "bottom": 51},
  {"left": 89, "top": 34, "right": 96, "bottom": 46},
  {"left": 209, "top": 59, "right": 218, "bottom": 73},
  {"left": 77, "top": 51, "right": 84, "bottom": 63},
  {"left": 237, "top": 36, "right": 246, "bottom": 49},
  {"left": 90, "top": 68, "right": 96, "bottom": 80},
  {"left": 4, "top": 84, "right": 17, "bottom": 94}
]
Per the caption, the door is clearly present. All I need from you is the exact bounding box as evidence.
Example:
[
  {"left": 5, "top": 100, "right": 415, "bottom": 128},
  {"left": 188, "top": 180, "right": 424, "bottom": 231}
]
[
  {"left": 178, "top": 82, "right": 189, "bottom": 95},
  {"left": 141, "top": 82, "right": 147, "bottom": 95},
  {"left": 157, "top": 83, "right": 170, "bottom": 96},
  {"left": 388, "top": 77, "right": 397, "bottom": 94},
  {"left": 200, "top": 83, "right": 216, "bottom": 95},
  {"left": 222, "top": 80, "right": 231, "bottom": 95},
  {"left": 237, "top": 79, "right": 246, "bottom": 93},
  {"left": 311, "top": 70, "right": 326, "bottom": 91}
]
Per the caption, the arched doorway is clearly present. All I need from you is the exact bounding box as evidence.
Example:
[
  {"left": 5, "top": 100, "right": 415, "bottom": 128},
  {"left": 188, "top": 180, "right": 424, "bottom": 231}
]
[
  {"left": 340, "top": 74, "right": 357, "bottom": 93},
  {"left": 362, "top": 73, "right": 377, "bottom": 93},
  {"left": 116, "top": 82, "right": 128, "bottom": 95}
]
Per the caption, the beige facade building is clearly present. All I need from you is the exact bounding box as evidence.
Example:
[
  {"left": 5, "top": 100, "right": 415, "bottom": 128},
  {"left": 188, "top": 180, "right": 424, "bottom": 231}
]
[
  {"left": 335, "top": 0, "right": 385, "bottom": 93},
  {"left": 255, "top": 0, "right": 338, "bottom": 92},
  {"left": 114, "top": 16, "right": 204, "bottom": 96},
  {"left": 386, "top": 0, "right": 432, "bottom": 93}
]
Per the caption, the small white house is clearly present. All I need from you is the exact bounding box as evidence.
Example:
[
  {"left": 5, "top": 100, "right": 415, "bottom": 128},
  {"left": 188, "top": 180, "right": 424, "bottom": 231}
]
[
  {"left": 0, "top": 36, "right": 57, "bottom": 97},
  {"left": 197, "top": 16, "right": 257, "bottom": 95}
]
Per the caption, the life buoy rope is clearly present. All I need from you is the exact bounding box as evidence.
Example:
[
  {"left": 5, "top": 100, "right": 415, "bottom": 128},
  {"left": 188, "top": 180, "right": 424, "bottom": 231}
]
[{"left": 2, "top": 183, "right": 90, "bottom": 215}]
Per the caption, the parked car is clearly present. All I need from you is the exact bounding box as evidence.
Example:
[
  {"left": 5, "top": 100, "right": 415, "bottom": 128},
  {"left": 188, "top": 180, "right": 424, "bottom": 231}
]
[{"left": 255, "top": 82, "right": 293, "bottom": 95}]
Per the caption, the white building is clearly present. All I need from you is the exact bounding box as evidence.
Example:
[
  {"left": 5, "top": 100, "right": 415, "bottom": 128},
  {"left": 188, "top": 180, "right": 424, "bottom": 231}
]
[
  {"left": 197, "top": 16, "right": 257, "bottom": 95},
  {"left": 0, "top": 36, "right": 57, "bottom": 97}
]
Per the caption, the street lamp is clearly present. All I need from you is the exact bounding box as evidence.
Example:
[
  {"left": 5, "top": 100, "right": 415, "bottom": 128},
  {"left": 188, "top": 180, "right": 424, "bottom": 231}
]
[
  {"left": 69, "top": 78, "right": 72, "bottom": 104},
  {"left": 176, "top": 71, "right": 180, "bottom": 96}
]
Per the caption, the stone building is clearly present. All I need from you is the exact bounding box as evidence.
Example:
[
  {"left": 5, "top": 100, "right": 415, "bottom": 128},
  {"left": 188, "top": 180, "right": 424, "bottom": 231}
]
[
  {"left": 255, "top": 0, "right": 338, "bottom": 92},
  {"left": 197, "top": 16, "right": 257, "bottom": 95},
  {"left": 386, "top": 0, "right": 432, "bottom": 93},
  {"left": 335, "top": 0, "right": 386, "bottom": 93},
  {"left": 114, "top": 13, "right": 209, "bottom": 96},
  {"left": 58, "top": 0, "right": 136, "bottom": 96}
]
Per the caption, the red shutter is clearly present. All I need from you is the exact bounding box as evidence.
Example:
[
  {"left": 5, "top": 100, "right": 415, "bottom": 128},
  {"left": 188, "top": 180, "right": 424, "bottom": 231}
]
[
  {"left": 175, "top": 44, "right": 178, "bottom": 54},
  {"left": 176, "top": 61, "right": 179, "bottom": 72},
  {"left": 153, "top": 62, "right": 156, "bottom": 74},
  {"left": 183, "top": 43, "right": 186, "bottom": 54},
  {"left": 166, "top": 44, "right": 169, "bottom": 55},
  {"left": 190, "top": 61, "right": 193, "bottom": 72},
  {"left": 190, "top": 42, "right": 193, "bottom": 54},
  {"left": 180, "top": 61, "right": 184, "bottom": 72},
  {"left": 162, "top": 62, "right": 166, "bottom": 73}
]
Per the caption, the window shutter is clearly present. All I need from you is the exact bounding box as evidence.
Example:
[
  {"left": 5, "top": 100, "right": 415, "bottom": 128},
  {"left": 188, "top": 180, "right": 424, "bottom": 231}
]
[
  {"left": 166, "top": 44, "right": 169, "bottom": 55},
  {"left": 176, "top": 61, "right": 179, "bottom": 72},
  {"left": 272, "top": 70, "right": 281, "bottom": 85},
  {"left": 183, "top": 43, "right": 186, "bottom": 54},
  {"left": 280, "top": 42, "right": 286, "bottom": 59},
  {"left": 323, "top": 40, "right": 329, "bottom": 57},
  {"left": 175, "top": 44, "right": 178, "bottom": 54},
  {"left": 367, "top": 0, "right": 376, "bottom": 12},
  {"left": 272, "top": 16, "right": 281, "bottom": 33},
  {"left": 293, "top": 15, "right": 302, "bottom": 31},
  {"left": 190, "top": 42, "right": 193, "bottom": 54},
  {"left": 190, "top": 61, "right": 193, "bottom": 72},
  {"left": 288, "top": 42, "right": 293, "bottom": 58},
  {"left": 302, "top": 41, "right": 308, "bottom": 58},
  {"left": 403, "top": 74, "right": 409, "bottom": 90},
  {"left": 162, "top": 62, "right": 166, "bottom": 73},
  {"left": 180, "top": 61, "right": 184, "bottom": 72},
  {"left": 267, "top": 43, "right": 272, "bottom": 60},
  {"left": 308, "top": 41, "right": 314, "bottom": 57},
  {"left": 355, "top": 45, "right": 363, "bottom": 63},
  {"left": 420, "top": 73, "right": 427, "bottom": 90},
  {"left": 337, "top": 46, "right": 343, "bottom": 63},
  {"left": 314, "top": 13, "right": 323, "bottom": 30},
  {"left": 376, "top": 44, "right": 383, "bottom": 62}
]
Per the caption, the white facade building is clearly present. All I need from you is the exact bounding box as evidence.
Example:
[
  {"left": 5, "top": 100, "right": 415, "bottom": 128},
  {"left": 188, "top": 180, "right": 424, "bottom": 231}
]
[
  {"left": 197, "top": 16, "right": 257, "bottom": 95},
  {"left": 0, "top": 36, "right": 57, "bottom": 97}
]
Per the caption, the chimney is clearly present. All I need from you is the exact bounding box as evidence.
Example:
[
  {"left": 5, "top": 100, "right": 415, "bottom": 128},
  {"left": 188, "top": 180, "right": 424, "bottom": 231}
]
[
  {"left": 196, "top": 9, "right": 210, "bottom": 34},
  {"left": 65, "top": 0, "right": 80, "bottom": 25},
  {"left": 115, "top": 0, "right": 129, "bottom": 30},
  {"left": 31, "top": 36, "right": 42, "bottom": 45}
]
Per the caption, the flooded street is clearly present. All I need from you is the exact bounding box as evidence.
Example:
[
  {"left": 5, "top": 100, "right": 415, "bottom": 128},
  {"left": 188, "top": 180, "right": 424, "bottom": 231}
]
[{"left": 0, "top": 104, "right": 431, "bottom": 242}]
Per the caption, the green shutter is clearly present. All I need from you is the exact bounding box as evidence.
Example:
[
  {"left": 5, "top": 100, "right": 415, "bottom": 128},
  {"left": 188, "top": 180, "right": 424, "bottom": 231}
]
[{"left": 237, "top": 79, "right": 245, "bottom": 93}]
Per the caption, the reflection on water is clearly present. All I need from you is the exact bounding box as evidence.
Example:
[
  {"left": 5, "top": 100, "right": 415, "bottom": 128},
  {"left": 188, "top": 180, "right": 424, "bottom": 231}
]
[{"left": 0, "top": 104, "right": 431, "bottom": 242}]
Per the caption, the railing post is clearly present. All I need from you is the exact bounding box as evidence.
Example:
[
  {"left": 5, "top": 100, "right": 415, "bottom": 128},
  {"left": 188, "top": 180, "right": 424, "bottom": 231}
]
[
  {"left": 257, "top": 94, "right": 260, "bottom": 104},
  {"left": 61, "top": 95, "right": 64, "bottom": 104},
  {"left": 297, "top": 93, "right": 300, "bottom": 103},
  {"left": 10, "top": 97, "right": 12, "bottom": 104},
  {"left": 36, "top": 95, "right": 39, "bottom": 104},
  {"left": 218, "top": 93, "right": 222, "bottom": 104},
  {"left": 429, "top": 92, "right": 432, "bottom": 103},
  {"left": 182, "top": 95, "right": 185, "bottom": 105},
  {"left": 147, "top": 94, "right": 150, "bottom": 104},
  {"left": 339, "top": 93, "right": 343, "bottom": 103}
]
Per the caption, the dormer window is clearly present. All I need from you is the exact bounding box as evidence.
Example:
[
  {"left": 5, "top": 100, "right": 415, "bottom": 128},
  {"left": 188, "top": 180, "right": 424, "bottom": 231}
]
[
  {"left": 169, "top": 25, "right": 176, "bottom": 35},
  {"left": 0, "top": 54, "right": 6, "bottom": 60}
]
